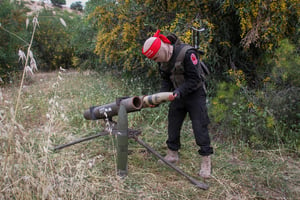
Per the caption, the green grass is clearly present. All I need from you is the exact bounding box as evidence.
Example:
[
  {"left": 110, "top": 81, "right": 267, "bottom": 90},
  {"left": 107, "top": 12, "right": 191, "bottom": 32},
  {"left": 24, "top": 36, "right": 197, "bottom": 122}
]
[{"left": 0, "top": 70, "right": 299, "bottom": 199}]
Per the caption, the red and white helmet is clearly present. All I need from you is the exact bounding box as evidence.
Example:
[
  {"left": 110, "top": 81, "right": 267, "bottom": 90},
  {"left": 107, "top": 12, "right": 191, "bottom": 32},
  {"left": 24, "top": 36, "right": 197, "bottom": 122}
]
[{"left": 142, "top": 30, "right": 173, "bottom": 62}]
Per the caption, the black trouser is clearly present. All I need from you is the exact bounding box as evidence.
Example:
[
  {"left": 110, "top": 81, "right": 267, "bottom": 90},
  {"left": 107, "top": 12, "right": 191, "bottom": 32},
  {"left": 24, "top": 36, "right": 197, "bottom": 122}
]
[{"left": 166, "top": 89, "right": 213, "bottom": 156}]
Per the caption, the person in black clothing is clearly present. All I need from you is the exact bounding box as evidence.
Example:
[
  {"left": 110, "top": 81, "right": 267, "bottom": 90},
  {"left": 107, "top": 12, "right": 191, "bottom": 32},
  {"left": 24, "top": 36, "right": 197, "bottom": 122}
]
[{"left": 142, "top": 30, "right": 213, "bottom": 178}]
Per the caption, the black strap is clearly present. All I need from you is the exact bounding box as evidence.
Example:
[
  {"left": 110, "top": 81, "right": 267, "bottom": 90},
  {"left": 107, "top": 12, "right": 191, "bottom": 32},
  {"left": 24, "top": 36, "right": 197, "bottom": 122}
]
[{"left": 175, "top": 45, "right": 193, "bottom": 64}]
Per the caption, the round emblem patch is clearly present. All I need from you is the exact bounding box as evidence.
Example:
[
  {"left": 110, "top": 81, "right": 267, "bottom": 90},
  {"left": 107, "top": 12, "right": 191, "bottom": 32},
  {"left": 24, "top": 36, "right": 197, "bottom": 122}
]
[{"left": 190, "top": 53, "right": 198, "bottom": 65}]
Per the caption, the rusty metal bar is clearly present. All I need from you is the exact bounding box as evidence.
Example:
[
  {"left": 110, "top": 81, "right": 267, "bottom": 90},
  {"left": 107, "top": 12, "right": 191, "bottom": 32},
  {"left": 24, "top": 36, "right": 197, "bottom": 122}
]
[
  {"left": 53, "top": 131, "right": 109, "bottom": 151},
  {"left": 132, "top": 135, "right": 209, "bottom": 190}
]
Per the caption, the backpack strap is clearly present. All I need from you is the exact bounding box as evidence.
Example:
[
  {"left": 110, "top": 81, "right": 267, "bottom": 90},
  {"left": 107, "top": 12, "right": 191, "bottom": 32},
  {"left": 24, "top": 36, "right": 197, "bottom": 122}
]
[
  {"left": 175, "top": 45, "right": 193, "bottom": 65},
  {"left": 199, "top": 61, "right": 210, "bottom": 76},
  {"left": 173, "top": 44, "right": 209, "bottom": 94}
]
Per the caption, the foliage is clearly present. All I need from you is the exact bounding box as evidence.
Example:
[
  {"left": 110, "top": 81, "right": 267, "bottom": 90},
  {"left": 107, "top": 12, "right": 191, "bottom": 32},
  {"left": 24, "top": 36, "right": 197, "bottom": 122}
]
[
  {"left": 190, "top": 0, "right": 299, "bottom": 83},
  {"left": 51, "top": 0, "right": 66, "bottom": 7},
  {"left": 70, "top": 1, "right": 83, "bottom": 11},
  {"left": 33, "top": 8, "right": 77, "bottom": 71},
  {"left": 0, "top": 0, "right": 29, "bottom": 83},
  {"left": 88, "top": 1, "right": 204, "bottom": 73},
  {"left": 69, "top": 12, "right": 98, "bottom": 70},
  {"left": 233, "top": 0, "right": 299, "bottom": 50},
  {"left": 263, "top": 39, "right": 300, "bottom": 148},
  {"left": 268, "top": 39, "right": 300, "bottom": 87},
  {"left": 87, "top": 0, "right": 298, "bottom": 85},
  {"left": 210, "top": 39, "right": 300, "bottom": 151},
  {"left": 88, "top": 0, "right": 144, "bottom": 71},
  {"left": 0, "top": 0, "right": 85, "bottom": 82}
]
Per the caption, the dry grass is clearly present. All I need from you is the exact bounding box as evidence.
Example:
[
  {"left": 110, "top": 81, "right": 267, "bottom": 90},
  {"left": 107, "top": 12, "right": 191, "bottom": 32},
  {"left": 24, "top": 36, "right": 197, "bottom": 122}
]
[{"left": 0, "top": 70, "right": 299, "bottom": 200}]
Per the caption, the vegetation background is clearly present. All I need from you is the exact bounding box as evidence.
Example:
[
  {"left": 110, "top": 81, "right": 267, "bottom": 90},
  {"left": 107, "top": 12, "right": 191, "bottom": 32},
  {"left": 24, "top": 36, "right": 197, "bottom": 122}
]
[{"left": 0, "top": 0, "right": 299, "bottom": 199}]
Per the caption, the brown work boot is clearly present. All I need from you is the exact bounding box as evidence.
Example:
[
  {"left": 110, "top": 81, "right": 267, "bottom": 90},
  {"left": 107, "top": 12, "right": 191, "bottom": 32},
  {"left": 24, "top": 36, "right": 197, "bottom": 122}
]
[
  {"left": 199, "top": 155, "right": 211, "bottom": 179},
  {"left": 158, "top": 149, "right": 179, "bottom": 164}
]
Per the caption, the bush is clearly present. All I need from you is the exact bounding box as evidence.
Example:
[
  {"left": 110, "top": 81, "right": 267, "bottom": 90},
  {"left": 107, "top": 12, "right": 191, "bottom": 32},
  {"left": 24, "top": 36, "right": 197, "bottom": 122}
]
[
  {"left": 33, "top": 9, "right": 75, "bottom": 71},
  {"left": 210, "top": 39, "right": 300, "bottom": 151},
  {"left": 0, "top": 0, "right": 28, "bottom": 83}
]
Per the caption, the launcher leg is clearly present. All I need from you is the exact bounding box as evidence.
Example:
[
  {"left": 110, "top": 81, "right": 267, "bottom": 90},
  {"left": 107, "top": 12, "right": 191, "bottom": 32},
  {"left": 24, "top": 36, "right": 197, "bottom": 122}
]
[
  {"left": 132, "top": 135, "right": 209, "bottom": 190},
  {"left": 53, "top": 131, "right": 109, "bottom": 151},
  {"left": 116, "top": 103, "right": 129, "bottom": 177}
]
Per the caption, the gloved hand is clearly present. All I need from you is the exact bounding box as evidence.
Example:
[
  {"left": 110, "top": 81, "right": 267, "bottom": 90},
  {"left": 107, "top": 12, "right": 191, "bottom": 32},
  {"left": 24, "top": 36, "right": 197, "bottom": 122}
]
[{"left": 173, "top": 90, "right": 180, "bottom": 100}]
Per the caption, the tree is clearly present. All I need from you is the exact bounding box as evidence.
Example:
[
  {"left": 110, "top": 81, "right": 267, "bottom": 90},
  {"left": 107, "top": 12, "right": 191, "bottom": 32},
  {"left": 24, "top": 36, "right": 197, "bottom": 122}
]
[
  {"left": 0, "top": 0, "right": 28, "bottom": 82},
  {"left": 33, "top": 9, "right": 76, "bottom": 71},
  {"left": 51, "top": 0, "right": 66, "bottom": 7},
  {"left": 70, "top": 1, "right": 83, "bottom": 11}
]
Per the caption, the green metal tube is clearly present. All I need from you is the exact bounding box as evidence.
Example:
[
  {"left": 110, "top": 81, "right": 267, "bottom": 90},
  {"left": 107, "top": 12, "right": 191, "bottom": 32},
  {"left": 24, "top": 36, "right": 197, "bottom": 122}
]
[
  {"left": 116, "top": 103, "right": 128, "bottom": 177},
  {"left": 83, "top": 92, "right": 175, "bottom": 120},
  {"left": 83, "top": 96, "right": 142, "bottom": 120}
]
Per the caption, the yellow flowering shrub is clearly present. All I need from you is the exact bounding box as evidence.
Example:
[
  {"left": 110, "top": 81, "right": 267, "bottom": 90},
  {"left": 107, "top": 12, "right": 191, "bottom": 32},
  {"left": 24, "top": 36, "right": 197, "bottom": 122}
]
[
  {"left": 89, "top": 1, "right": 145, "bottom": 71},
  {"left": 87, "top": 0, "right": 298, "bottom": 87},
  {"left": 230, "top": 0, "right": 298, "bottom": 50},
  {"left": 89, "top": 0, "right": 218, "bottom": 72},
  {"left": 228, "top": 69, "right": 246, "bottom": 87}
]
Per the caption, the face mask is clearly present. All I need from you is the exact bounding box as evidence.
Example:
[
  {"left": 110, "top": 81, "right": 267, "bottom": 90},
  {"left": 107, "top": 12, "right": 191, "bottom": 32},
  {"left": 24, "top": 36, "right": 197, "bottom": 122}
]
[{"left": 152, "top": 42, "right": 173, "bottom": 63}]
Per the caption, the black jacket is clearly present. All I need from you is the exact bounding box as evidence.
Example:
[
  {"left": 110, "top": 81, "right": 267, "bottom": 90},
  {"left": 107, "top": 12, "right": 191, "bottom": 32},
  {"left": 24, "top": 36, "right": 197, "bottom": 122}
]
[{"left": 159, "top": 46, "right": 204, "bottom": 97}]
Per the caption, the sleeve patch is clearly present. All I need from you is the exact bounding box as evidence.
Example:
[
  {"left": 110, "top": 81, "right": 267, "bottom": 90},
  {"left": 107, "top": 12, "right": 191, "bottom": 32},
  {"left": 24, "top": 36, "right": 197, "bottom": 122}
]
[{"left": 190, "top": 53, "right": 198, "bottom": 65}]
